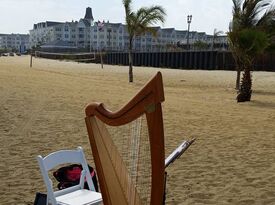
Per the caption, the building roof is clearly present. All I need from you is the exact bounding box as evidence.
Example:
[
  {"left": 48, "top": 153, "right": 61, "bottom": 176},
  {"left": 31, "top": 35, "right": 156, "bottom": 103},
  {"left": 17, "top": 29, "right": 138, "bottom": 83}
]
[
  {"left": 33, "top": 21, "right": 64, "bottom": 29},
  {"left": 46, "top": 21, "right": 64, "bottom": 27},
  {"left": 151, "top": 26, "right": 161, "bottom": 31},
  {"left": 107, "top": 23, "right": 122, "bottom": 27},
  {"left": 175, "top": 30, "right": 188, "bottom": 34},
  {"left": 84, "top": 7, "right": 94, "bottom": 21},
  {"left": 0, "top": 33, "right": 29, "bottom": 37},
  {"left": 161, "top": 28, "right": 175, "bottom": 33}
]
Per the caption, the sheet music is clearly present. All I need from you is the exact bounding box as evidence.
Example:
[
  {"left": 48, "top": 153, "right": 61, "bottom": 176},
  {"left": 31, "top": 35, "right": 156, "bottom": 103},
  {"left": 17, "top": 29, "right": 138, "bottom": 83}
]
[{"left": 165, "top": 141, "right": 190, "bottom": 168}]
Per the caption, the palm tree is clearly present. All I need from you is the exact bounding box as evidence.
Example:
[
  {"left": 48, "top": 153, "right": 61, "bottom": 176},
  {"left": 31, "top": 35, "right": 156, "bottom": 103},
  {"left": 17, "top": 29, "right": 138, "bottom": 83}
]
[
  {"left": 211, "top": 29, "right": 223, "bottom": 50},
  {"left": 228, "top": 0, "right": 275, "bottom": 102},
  {"left": 123, "top": 0, "right": 166, "bottom": 82}
]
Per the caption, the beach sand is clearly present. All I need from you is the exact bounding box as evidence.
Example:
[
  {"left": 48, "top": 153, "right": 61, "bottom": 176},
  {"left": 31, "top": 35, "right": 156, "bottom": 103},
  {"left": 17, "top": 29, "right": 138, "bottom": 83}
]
[{"left": 1, "top": 56, "right": 275, "bottom": 204}]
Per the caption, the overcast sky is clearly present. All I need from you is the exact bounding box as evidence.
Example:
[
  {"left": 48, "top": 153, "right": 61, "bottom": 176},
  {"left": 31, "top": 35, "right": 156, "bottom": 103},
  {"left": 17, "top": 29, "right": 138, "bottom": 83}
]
[{"left": 0, "top": 0, "right": 233, "bottom": 35}]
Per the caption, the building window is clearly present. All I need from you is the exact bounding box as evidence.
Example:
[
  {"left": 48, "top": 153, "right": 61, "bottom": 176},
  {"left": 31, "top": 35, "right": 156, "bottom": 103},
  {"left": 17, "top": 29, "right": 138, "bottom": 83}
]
[{"left": 65, "top": 34, "right": 69, "bottom": 38}]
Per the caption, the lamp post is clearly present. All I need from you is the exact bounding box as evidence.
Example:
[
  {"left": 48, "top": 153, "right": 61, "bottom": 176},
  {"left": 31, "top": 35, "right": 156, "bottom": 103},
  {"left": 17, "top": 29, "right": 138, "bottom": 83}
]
[
  {"left": 98, "top": 20, "right": 105, "bottom": 69},
  {"left": 107, "top": 21, "right": 112, "bottom": 51},
  {"left": 90, "top": 19, "right": 94, "bottom": 52},
  {"left": 186, "top": 15, "right": 192, "bottom": 50}
]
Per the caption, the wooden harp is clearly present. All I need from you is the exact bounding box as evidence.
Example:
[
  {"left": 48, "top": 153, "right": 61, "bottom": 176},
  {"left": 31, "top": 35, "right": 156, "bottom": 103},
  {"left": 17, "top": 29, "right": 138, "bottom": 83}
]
[{"left": 85, "top": 72, "right": 165, "bottom": 205}]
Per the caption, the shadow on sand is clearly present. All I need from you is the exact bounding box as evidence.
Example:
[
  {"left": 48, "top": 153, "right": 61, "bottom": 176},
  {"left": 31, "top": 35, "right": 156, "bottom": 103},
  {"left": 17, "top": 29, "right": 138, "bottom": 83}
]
[
  {"left": 248, "top": 100, "right": 275, "bottom": 109},
  {"left": 253, "top": 90, "right": 275, "bottom": 96}
]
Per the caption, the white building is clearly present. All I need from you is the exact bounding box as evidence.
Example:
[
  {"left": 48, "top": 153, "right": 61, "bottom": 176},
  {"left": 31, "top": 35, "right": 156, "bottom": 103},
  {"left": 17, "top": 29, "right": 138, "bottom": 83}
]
[
  {"left": 29, "top": 7, "right": 228, "bottom": 52},
  {"left": 0, "top": 33, "right": 30, "bottom": 53}
]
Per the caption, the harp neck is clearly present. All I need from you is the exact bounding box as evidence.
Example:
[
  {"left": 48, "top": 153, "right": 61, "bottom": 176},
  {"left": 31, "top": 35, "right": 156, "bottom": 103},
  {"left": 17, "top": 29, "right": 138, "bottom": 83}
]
[{"left": 85, "top": 72, "right": 164, "bottom": 126}]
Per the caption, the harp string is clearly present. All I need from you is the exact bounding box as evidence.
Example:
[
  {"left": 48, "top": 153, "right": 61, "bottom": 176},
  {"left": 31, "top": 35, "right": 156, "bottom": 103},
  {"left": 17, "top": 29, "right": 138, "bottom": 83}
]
[
  {"left": 136, "top": 116, "right": 151, "bottom": 204},
  {"left": 106, "top": 115, "right": 151, "bottom": 204},
  {"left": 128, "top": 116, "right": 142, "bottom": 179}
]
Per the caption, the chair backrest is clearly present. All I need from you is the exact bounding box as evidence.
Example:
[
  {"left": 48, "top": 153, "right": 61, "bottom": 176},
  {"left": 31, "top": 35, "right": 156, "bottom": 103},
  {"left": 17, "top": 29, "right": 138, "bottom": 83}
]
[{"left": 37, "top": 147, "right": 96, "bottom": 205}]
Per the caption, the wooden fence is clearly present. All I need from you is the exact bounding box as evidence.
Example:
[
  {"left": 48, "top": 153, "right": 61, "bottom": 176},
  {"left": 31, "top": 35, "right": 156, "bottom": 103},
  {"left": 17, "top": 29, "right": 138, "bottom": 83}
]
[
  {"left": 103, "top": 51, "right": 275, "bottom": 71},
  {"left": 35, "top": 49, "right": 275, "bottom": 71}
]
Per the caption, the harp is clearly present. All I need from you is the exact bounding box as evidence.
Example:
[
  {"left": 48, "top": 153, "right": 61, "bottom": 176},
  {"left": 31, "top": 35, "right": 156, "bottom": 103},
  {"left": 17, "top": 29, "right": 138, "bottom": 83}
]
[{"left": 85, "top": 72, "right": 165, "bottom": 205}]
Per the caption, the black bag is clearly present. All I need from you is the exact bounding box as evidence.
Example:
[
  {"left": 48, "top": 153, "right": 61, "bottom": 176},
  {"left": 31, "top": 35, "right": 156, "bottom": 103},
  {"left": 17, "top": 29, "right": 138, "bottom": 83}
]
[
  {"left": 33, "top": 192, "right": 47, "bottom": 205},
  {"left": 53, "top": 164, "right": 99, "bottom": 192}
]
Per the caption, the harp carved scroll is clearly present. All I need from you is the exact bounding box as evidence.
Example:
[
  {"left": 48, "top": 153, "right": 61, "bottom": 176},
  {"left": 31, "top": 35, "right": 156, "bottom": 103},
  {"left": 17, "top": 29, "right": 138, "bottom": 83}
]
[{"left": 85, "top": 72, "right": 165, "bottom": 205}]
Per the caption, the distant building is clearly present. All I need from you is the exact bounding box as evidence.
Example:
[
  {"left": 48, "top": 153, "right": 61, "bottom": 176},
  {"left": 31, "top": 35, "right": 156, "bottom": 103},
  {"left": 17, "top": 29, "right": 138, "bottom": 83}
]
[
  {"left": 29, "top": 7, "right": 228, "bottom": 52},
  {"left": 0, "top": 33, "right": 30, "bottom": 53}
]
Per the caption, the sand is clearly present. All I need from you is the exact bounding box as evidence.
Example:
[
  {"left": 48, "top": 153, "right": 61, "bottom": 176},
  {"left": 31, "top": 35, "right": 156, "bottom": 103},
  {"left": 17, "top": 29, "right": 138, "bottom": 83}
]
[{"left": 0, "top": 56, "right": 275, "bottom": 205}]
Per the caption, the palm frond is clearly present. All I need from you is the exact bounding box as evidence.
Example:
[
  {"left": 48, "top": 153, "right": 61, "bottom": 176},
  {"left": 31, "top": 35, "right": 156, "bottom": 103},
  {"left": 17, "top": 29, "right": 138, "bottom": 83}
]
[
  {"left": 232, "top": 0, "right": 275, "bottom": 29},
  {"left": 123, "top": 0, "right": 132, "bottom": 16},
  {"left": 136, "top": 6, "right": 166, "bottom": 27},
  {"left": 129, "top": 5, "right": 166, "bottom": 37},
  {"left": 256, "top": 3, "right": 275, "bottom": 28},
  {"left": 241, "top": 0, "right": 259, "bottom": 27},
  {"left": 232, "top": 0, "right": 243, "bottom": 30},
  {"left": 229, "top": 0, "right": 275, "bottom": 70},
  {"left": 214, "top": 28, "right": 223, "bottom": 36}
]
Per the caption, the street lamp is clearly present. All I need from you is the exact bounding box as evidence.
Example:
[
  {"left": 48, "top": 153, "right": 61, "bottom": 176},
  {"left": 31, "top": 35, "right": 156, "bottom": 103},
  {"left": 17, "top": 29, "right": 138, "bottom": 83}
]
[
  {"left": 90, "top": 19, "right": 94, "bottom": 52},
  {"left": 186, "top": 15, "right": 192, "bottom": 50},
  {"left": 107, "top": 21, "right": 112, "bottom": 51}
]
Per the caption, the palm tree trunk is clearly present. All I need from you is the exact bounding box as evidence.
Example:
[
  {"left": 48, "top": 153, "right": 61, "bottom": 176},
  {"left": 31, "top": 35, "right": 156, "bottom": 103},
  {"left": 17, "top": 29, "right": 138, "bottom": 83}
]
[
  {"left": 128, "top": 51, "right": 133, "bottom": 82},
  {"left": 235, "top": 69, "right": 241, "bottom": 90},
  {"left": 128, "top": 38, "right": 134, "bottom": 83},
  {"left": 233, "top": 54, "right": 241, "bottom": 90},
  {"left": 211, "top": 36, "right": 214, "bottom": 51},
  {"left": 237, "top": 67, "right": 252, "bottom": 102}
]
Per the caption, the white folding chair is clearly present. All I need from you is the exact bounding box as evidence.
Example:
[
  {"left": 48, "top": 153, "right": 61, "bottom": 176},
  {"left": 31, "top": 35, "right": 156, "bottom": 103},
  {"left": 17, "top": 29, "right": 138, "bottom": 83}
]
[{"left": 37, "top": 147, "right": 102, "bottom": 205}]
